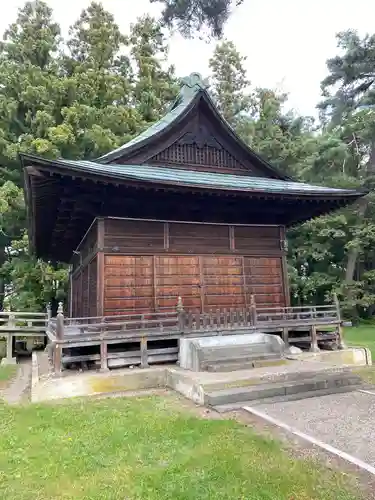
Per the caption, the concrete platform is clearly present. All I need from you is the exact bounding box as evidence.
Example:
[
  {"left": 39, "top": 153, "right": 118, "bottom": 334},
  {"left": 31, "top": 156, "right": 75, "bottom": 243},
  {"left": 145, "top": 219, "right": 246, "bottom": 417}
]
[{"left": 31, "top": 347, "right": 371, "bottom": 404}]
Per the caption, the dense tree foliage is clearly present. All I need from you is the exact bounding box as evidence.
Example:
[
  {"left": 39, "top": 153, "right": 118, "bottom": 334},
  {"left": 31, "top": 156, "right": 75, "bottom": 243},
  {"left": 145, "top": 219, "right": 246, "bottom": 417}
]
[
  {"left": 209, "top": 38, "right": 374, "bottom": 319},
  {"left": 0, "top": 0, "right": 177, "bottom": 311},
  {"left": 151, "top": 0, "right": 243, "bottom": 38},
  {"left": 1, "top": 2, "right": 375, "bottom": 321}
]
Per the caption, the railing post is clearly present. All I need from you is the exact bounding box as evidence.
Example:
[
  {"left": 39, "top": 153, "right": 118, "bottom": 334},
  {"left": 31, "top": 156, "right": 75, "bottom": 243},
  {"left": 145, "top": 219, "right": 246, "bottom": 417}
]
[
  {"left": 250, "top": 295, "right": 257, "bottom": 327},
  {"left": 333, "top": 293, "right": 346, "bottom": 349},
  {"left": 46, "top": 303, "right": 52, "bottom": 323},
  {"left": 177, "top": 296, "right": 185, "bottom": 333},
  {"left": 54, "top": 302, "right": 64, "bottom": 375},
  {"left": 100, "top": 339, "right": 109, "bottom": 372},
  {"left": 140, "top": 336, "right": 149, "bottom": 368},
  {"left": 309, "top": 325, "right": 320, "bottom": 352},
  {"left": 45, "top": 303, "right": 52, "bottom": 343},
  {"left": 1, "top": 313, "right": 17, "bottom": 365},
  {"left": 282, "top": 327, "right": 290, "bottom": 348}
]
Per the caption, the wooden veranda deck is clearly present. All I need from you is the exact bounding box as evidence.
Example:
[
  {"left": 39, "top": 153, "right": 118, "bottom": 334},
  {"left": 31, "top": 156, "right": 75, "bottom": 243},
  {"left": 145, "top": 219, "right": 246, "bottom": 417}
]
[{"left": 46, "top": 296, "right": 344, "bottom": 374}]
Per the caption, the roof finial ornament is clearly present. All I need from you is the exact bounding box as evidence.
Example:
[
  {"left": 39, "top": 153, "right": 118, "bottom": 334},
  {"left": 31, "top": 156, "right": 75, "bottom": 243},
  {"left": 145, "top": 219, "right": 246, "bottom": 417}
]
[{"left": 180, "top": 72, "right": 210, "bottom": 99}]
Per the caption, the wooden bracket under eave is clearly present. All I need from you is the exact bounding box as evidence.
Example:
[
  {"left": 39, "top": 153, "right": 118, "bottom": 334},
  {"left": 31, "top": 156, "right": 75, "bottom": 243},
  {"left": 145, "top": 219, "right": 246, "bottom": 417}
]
[{"left": 24, "top": 166, "right": 46, "bottom": 177}]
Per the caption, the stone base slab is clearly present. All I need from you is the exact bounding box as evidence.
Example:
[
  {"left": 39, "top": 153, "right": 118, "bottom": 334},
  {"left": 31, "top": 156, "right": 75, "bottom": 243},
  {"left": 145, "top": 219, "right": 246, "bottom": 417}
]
[
  {"left": 31, "top": 347, "right": 371, "bottom": 404},
  {"left": 1, "top": 357, "right": 17, "bottom": 365}
]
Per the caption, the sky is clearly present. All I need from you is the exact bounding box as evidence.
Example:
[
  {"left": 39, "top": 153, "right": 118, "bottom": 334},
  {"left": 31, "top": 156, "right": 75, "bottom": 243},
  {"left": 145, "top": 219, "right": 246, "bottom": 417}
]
[{"left": 1, "top": 0, "right": 375, "bottom": 117}]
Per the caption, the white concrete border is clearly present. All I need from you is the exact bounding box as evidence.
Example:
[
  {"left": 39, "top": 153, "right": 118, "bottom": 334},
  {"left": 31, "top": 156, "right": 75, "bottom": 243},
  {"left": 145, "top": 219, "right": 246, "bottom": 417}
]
[
  {"left": 359, "top": 389, "right": 375, "bottom": 396},
  {"left": 243, "top": 405, "right": 375, "bottom": 476}
]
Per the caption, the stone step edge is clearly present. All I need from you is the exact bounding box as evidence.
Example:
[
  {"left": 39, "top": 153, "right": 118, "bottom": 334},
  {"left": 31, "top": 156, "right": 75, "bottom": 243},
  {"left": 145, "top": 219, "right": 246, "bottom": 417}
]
[
  {"left": 200, "top": 366, "right": 360, "bottom": 391},
  {"left": 212, "top": 385, "right": 363, "bottom": 412},
  {"left": 201, "top": 352, "right": 282, "bottom": 364},
  {"left": 203, "top": 358, "right": 285, "bottom": 372},
  {"left": 204, "top": 375, "right": 362, "bottom": 406}
]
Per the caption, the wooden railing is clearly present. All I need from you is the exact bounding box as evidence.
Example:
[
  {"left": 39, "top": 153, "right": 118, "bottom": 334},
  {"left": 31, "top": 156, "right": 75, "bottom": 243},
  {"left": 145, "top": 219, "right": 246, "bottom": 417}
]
[
  {"left": 46, "top": 295, "right": 344, "bottom": 375},
  {"left": 0, "top": 311, "right": 47, "bottom": 364}
]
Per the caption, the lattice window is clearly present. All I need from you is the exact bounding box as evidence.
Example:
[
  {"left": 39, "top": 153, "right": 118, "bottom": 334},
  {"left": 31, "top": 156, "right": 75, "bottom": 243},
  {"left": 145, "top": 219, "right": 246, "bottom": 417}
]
[{"left": 151, "top": 142, "right": 248, "bottom": 171}]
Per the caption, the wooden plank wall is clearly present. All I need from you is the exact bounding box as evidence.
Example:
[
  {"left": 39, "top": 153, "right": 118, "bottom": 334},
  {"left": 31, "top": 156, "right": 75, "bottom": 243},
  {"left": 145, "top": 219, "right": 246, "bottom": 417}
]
[
  {"left": 70, "top": 221, "right": 99, "bottom": 317},
  {"left": 102, "top": 218, "right": 288, "bottom": 315}
]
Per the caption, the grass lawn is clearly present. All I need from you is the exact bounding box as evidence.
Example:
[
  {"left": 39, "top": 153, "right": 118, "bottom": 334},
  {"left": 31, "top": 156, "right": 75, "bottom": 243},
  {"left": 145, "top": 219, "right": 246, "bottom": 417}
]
[
  {"left": 0, "top": 396, "right": 360, "bottom": 500},
  {"left": 344, "top": 325, "right": 375, "bottom": 360},
  {"left": 0, "top": 364, "right": 17, "bottom": 388},
  {"left": 344, "top": 326, "right": 375, "bottom": 384}
]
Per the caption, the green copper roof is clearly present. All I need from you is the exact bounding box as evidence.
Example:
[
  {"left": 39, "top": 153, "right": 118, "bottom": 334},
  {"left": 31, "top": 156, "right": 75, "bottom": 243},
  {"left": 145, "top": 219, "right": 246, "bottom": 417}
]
[
  {"left": 97, "top": 73, "right": 208, "bottom": 163},
  {"left": 44, "top": 158, "right": 362, "bottom": 197}
]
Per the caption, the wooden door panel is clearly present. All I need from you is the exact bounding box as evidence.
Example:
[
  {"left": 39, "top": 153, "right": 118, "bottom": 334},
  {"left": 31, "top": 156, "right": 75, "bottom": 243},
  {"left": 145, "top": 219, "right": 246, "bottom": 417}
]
[
  {"left": 243, "top": 256, "right": 285, "bottom": 308},
  {"left": 201, "top": 256, "right": 245, "bottom": 310},
  {"left": 103, "top": 253, "right": 286, "bottom": 316},
  {"left": 104, "top": 298, "right": 154, "bottom": 312},
  {"left": 157, "top": 297, "right": 201, "bottom": 310},
  {"left": 205, "top": 294, "right": 245, "bottom": 307},
  {"left": 156, "top": 285, "right": 201, "bottom": 297},
  {"left": 104, "top": 255, "right": 154, "bottom": 314},
  {"left": 155, "top": 256, "right": 200, "bottom": 311}
]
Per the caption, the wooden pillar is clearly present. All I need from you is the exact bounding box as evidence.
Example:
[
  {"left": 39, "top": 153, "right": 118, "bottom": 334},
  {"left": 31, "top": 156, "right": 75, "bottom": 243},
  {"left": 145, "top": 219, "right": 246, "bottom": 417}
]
[
  {"left": 333, "top": 293, "right": 346, "bottom": 349},
  {"left": 280, "top": 226, "right": 291, "bottom": 307},
  {"left": 309, "top": 325, "right": 320, "bottom": 352},
  {"left": 97, "top": 218, "right": 105, "bottom": 317},
  {"left": 250, "top": 295, "right": 257, "bottom": 327},
  {"left": 54, "top": 302, "right": 64, "bottom": 375}
]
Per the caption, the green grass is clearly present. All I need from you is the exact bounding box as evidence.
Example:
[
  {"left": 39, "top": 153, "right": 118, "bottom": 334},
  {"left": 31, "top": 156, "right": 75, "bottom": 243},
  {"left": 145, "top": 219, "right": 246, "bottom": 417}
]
[
  {"left": 344, "top": 326, "right": 375, "bottom": 383},
  {"left": 0, "top": 365, "right": 17, "bottom": 387},
  {"left": 344, "top": 325, "right": 375, "bottom": 359},
  {"left": 0, "top": 396, "right": 359, "bottom": 500}
]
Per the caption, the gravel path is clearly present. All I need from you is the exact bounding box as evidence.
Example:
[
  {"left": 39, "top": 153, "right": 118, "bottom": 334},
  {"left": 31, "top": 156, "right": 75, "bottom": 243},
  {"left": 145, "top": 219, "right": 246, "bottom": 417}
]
[
  {"left": 1, "top": 360, "right": 32, "bottom": 404},
  {"left": 254, "top": 391, "right": 375, "bottom": 467}
]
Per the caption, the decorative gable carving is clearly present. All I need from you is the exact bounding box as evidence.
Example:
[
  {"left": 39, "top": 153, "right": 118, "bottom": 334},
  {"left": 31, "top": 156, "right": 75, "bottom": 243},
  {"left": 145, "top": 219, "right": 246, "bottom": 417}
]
[{"left": 150, "top": 124, "right": 250, "bottom": 173}]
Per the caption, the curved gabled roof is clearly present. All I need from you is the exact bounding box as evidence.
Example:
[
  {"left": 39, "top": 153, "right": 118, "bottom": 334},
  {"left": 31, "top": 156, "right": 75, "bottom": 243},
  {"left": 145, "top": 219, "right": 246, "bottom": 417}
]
[{"left": 96, "top": 72, "right": 290, "bottom": 180}]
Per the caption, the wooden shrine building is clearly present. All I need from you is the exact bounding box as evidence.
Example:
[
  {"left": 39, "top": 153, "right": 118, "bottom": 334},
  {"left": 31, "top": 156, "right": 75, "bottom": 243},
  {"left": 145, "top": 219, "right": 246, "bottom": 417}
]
[{"left": 22, "top": 73, "right": 366, "bottom": 320}]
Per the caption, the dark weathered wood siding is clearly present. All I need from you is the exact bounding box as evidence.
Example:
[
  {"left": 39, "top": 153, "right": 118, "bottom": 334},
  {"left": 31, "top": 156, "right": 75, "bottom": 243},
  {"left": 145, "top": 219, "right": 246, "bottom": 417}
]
[
  {"left": 70, "top": 220, "right": 99, "bottom": 318},
  {"left": 69, "top": 217, "right": 288, "bottom": 317},
  {"left": 100, "top": 218, "right": 287, "bottom": 315}
]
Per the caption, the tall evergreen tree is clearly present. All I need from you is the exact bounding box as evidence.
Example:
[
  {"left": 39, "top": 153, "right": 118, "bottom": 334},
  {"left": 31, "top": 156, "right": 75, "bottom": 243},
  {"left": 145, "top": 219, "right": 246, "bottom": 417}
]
[
  {"left": 319, "top": 30, "right": 375, "bottom": 293},
  {"left": 129, "top": 15, "right": 178, "bottom": 123},
  {"left": 209, "top": 40, "right": 250, "bottom": 125}
]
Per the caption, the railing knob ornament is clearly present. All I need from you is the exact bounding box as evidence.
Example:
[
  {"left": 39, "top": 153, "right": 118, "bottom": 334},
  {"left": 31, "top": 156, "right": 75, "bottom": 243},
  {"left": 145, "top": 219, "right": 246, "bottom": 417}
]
[
  {"left": 57, "top": 302, "right": 64, "bottom": 315},
  {"left": 176, "top": 296, "right": 184, "bottom": 313}
]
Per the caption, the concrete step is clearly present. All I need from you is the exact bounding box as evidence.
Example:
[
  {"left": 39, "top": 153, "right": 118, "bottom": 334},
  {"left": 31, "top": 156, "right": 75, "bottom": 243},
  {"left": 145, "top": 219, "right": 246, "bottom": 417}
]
[
  {"left": 204, "top": 373, "right": 362, "bottom": 407},
  {"left": 199, "top": 366, "right": 357, "bottom": 392},
  {"left": 213, "top": 385, "right": 363, "bottom": 412},
  {"left": 204, "top": 355, "right": 286, "bottom": 372}
]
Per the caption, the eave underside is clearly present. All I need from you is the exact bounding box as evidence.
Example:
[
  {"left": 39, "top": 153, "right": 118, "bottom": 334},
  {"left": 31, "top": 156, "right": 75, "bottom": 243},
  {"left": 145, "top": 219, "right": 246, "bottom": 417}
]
[{"left": 25, "top": 169, "right": 363, "bottom": 262}]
